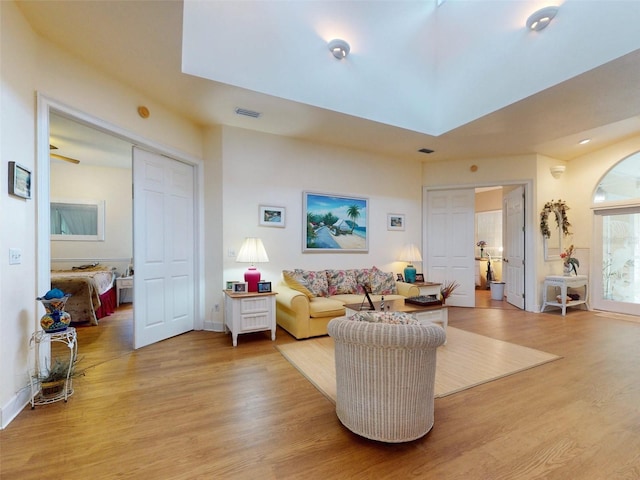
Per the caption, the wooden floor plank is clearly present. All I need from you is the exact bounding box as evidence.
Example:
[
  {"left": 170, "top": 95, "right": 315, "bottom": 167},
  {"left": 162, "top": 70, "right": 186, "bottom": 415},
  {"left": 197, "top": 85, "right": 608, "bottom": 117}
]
[{"left": 1, "top": 303, "right": 640, "bottom": 479}]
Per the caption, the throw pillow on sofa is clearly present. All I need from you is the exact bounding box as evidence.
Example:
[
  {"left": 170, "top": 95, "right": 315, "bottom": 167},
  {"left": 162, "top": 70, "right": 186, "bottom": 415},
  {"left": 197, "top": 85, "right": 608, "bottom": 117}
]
[
  {"left": 326, "top": 269, "right": 358, "bottom": 295},
  {"left": 283, "top": 269, "right": 329, "bottom": 297},
  {"left": 369, "top": 266, "right": 397, "bottom": 295},
  {"left": 349, "top": 268, "right": 372, "bottom": 294}
]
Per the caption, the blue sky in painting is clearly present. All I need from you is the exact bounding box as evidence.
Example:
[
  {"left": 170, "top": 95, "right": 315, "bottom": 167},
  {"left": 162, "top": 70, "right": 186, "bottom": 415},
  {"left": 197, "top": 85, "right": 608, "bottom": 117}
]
[{"left": 306, "top": 193, "right": 367, "bottom": 226}]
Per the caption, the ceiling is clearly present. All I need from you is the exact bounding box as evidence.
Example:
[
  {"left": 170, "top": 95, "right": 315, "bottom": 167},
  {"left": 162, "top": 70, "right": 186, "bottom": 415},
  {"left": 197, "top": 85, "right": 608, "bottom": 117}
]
[{"left": 17, "top": 0, "right": 640, "bottom": 167}]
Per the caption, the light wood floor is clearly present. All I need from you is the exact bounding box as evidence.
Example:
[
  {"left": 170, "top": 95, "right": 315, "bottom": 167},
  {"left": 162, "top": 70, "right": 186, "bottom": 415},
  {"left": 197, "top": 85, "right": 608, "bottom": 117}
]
[{"left": 2, "top": 304, "right": 640, "bottom": 479}]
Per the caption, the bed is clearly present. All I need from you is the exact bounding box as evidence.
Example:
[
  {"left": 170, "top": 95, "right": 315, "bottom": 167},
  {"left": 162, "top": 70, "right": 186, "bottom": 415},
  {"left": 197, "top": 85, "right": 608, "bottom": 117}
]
[{"left": 50, "top": 264, "right": 117, "bottom": 326}]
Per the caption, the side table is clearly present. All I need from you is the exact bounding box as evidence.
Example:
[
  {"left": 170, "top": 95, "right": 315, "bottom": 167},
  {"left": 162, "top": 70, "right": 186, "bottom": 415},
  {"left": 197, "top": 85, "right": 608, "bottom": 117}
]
[
  {"left": 541, "top": 275, "right": 589, "bottom": 316},
  {"left": 223, "top": 290, "right": 277, "bottom": 346},
  {"left": 29, "top": 327, "right": 78, "bottom": 408},
  {"left": 116, "top": 276, "right": 134, "bottom": 306}
]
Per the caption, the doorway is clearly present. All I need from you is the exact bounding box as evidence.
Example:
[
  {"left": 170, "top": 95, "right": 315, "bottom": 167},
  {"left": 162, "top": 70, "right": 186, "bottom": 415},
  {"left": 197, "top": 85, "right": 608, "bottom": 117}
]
[
  {"left": 36, "top": 95, "right": 203, "bottom": 351},
  {"left": 424, "top": 182, "right": 531, "bottom": 311}
]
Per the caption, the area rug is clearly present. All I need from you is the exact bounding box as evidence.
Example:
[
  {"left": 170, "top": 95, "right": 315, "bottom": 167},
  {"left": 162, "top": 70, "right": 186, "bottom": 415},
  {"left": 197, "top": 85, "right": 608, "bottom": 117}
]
[{"left": 276, "top": 327, "right": 561, "bottom": 402}]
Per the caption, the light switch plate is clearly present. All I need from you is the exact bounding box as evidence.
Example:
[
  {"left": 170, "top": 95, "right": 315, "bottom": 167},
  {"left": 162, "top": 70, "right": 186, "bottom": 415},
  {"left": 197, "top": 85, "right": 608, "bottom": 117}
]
[{"left": 9, "top": 248, "right": 22, "bottom": 265}]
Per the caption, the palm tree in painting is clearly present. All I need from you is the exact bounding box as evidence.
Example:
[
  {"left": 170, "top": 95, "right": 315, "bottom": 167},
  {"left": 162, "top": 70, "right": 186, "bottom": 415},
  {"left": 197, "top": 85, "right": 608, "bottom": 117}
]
[{"left": 346, "top": 204, "right": 361, "bottom": 234}]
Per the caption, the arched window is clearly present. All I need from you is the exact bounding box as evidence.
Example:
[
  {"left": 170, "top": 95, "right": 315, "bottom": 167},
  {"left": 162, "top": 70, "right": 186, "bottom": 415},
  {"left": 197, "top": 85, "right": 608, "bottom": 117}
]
[
  {"left": 592, "top": 151, "right": 640, "bottom": 315},
  {"left": 593, "top": 151, "right": 640, "bottom": 203}
]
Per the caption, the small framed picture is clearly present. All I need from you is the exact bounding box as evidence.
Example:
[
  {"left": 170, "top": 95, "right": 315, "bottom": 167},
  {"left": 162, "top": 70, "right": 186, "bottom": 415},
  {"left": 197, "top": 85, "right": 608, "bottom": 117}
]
[
  {"left": 259, "top": 205, "right": 286, "bottom": 228},
  {"left": 257, "top": 281, "right": 272, "bottom": 293},
  {"left": 226, "top": 280, "right": 239, "bottom": 290},
  {"left": 8, "top": 162, "right": 31, "bottom": 199},
  {"left": 397, "top": 273, "right": 404, "bottom": 282},
  {"left": 415, "top": 273, "right": 425, "bottom": 282},
  {"left": 232, "top": 282, "right": 248, "bottom": 293},
  {"left": 387, "top": 213, "right": 405, "bottom": 231}
]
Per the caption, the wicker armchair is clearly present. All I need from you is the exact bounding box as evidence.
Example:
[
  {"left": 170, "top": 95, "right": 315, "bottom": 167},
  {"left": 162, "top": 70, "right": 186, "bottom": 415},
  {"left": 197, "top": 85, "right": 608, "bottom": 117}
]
[{"left": 327, "top": 316, "right": 446, "bottom": 443}]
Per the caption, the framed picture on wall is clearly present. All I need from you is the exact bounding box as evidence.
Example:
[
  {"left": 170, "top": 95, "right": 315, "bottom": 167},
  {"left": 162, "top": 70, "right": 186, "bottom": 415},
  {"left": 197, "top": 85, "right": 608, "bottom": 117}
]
[
  {"left": 8, "top": 162, "right": 31, "bottom": 199},
  {"left": 259, "top": 205, "right": 286, "bottom": 227},
  {"left": 387, "top": 213, "right": 405, "bottom": 231},
  {"left": 303, "top": 191, "right": 368, "bottom": 253}
]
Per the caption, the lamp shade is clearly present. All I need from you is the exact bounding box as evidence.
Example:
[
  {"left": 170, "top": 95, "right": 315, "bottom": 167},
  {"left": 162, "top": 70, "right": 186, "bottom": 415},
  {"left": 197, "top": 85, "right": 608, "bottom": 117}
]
[
  {"left": 399, "top": 243, "right": 422, "bottom": 283},
  {"left": 236, "top": 238, "right": 269, "bottom": 292},
  {"left": 399, "top": 243, "right": 422, "bottom": 263}
]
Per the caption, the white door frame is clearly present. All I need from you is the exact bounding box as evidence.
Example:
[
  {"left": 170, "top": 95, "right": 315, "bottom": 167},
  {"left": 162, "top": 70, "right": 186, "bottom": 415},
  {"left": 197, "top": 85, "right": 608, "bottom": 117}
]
[
  {"left": 423, "top": 180, "right": 535, "bottom": 311},
  {"left": 36, "top": 94, "right": 205, "bottom": 333}
]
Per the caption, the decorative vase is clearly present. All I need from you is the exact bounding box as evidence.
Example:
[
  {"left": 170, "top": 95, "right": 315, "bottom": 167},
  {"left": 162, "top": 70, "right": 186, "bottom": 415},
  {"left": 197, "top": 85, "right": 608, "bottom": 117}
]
[
  {"left": 563, "top": 264, "right": 573, "bottom": 276},
  {"left": 37, "top": 295, "right": 72, "bottom": 333}
]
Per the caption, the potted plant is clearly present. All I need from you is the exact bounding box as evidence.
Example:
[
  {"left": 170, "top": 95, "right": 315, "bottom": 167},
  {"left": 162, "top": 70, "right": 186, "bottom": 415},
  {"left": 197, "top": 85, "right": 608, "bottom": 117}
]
[{"left": 39, "top": 357, "right": 83, "bottom": 398}]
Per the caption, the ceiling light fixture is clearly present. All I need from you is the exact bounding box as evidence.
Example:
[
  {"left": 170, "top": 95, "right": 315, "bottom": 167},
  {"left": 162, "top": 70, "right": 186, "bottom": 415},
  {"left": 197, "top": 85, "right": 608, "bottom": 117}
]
[
  {"left": 550, "top": 165, "right": 566, "bottom": 179},
  {"left": 328, "top": 39, "right": 350, "bottom": 59},
  {"left": 578, "top": 138, "right": 591, "bottom": 145},
  {"left": 526, "top": 6, "right": 559, "bottom": 31},
  {"left": 418, "top": 148, "right": 434, "bottom": 154}
]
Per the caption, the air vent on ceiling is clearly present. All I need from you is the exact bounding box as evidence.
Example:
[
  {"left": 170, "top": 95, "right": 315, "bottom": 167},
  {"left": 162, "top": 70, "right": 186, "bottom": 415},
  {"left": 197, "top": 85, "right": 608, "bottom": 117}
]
[
  {"left": 235, "top": 108, "right": 262, "bottom": 118},
  {"left": 418, "top": 148, "right": 434, "bottom": 154}
]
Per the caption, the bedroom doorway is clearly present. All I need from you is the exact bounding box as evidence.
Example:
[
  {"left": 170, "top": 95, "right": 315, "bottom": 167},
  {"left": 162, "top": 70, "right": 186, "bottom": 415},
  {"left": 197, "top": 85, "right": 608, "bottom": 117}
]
[
  {"left": 37, "top": 95, "right": 203, "bottom": 355},
  {"left": 49, "top": 111, "right": 135, "bottom": 361}
]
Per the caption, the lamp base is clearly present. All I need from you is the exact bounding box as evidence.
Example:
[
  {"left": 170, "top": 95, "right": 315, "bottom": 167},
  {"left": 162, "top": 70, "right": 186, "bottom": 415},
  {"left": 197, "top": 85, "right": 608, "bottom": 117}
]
[
  {"left": 404, "top": 265, "right": 417, "bottom": 283},
  {"left": 244, "top": 266, "right": 261, "bottom": 292}
]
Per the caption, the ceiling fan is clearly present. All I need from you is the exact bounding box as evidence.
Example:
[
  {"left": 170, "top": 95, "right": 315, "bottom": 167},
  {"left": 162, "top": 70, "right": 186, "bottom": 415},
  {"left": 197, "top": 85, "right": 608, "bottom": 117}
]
[{"left": 49, "top": 144, "right": 80, "bottom": 164}]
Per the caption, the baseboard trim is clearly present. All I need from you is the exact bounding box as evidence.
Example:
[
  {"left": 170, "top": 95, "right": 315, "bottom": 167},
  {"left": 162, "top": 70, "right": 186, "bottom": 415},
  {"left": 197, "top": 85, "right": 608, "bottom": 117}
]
[{"left": 1, "top": 385, "right": 31, "bottom": 430}]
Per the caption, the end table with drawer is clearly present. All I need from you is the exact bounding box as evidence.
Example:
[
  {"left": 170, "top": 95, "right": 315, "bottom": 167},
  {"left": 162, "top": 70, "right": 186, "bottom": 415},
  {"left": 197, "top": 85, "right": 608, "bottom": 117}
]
[
  {"left": 223, "top": 290, "right": 277, "bottom": 347},
  {"left": 116, "top": 276, "right": 134, "bottom": 306}
]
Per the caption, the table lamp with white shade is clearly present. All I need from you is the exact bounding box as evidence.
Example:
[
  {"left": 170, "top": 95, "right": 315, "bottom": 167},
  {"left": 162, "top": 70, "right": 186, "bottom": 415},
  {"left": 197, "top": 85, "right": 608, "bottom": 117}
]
[
  {"left": 236, "top": 237, "right": 269, "bottom": 292},
  {"left": 399, "top": 243, "right": 422, "bottom": 283}
]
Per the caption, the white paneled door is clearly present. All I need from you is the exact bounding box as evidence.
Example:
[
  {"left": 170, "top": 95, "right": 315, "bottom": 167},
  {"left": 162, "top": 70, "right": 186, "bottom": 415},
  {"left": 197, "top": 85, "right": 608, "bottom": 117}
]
[
  {"left": 133, "top": 147, "right": 195, "bottom": 349},
  {"left": 504, "top": 186, "right": 525, "bottom": 309},
  {"left": 425, "top": 189, "right": 475, "bottom": 307}
]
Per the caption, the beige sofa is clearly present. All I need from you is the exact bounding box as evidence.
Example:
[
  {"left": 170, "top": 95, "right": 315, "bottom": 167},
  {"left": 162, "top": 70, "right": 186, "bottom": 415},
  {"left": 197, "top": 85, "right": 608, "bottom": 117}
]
[{"left": 274, "top": 267, "right": 420, "bottom": 339}]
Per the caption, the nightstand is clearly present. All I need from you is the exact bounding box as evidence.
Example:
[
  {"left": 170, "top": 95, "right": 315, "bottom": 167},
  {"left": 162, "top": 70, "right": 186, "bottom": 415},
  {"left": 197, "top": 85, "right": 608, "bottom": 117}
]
[
  {"left": 223, "top": 290, "right": 277, "bottom": 347},
  {"left": 116, "top": 276, "right": 134, "bottom": 306}
]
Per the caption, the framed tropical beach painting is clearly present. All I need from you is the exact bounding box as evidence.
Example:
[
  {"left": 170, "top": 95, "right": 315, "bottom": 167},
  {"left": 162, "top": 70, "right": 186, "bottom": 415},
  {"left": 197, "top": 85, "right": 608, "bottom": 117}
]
[{"left": 303, "top": 191, "right": 368, "bottom": 253}]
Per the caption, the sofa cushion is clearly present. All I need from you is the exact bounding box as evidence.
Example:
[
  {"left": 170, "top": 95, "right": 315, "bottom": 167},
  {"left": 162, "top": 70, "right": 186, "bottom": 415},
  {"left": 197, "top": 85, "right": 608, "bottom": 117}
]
[
  {"left": 283, "top": 269, "right": 329, "bottom": 297},
  {"left": 326, "top": 269, "right": 358, "bottom": 296},
  {"left": 348, "top": 311, "right": 419, "bottom": 325},
  {"left": 282, "top": 271, "right": 314, "bottom": 298},
  {"left": 348, "top": 268, "right": 372, "bottom": 294},
  {"left": 309, "top": 297, "right": 346, "bottom": 318},
  {"left": 369, "top": 266, "right": 397, "bottom": 295}
]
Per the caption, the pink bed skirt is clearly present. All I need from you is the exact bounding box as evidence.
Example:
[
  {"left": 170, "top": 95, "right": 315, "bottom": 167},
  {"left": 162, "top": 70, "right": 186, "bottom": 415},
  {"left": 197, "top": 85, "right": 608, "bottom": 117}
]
[{"left": 95, "top": 287, "right": 116, "bottom": 319}]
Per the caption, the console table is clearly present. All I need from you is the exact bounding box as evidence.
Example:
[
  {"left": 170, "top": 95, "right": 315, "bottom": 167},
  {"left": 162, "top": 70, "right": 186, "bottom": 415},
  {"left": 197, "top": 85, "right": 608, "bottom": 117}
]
[{"left": 541, "top": 275, "right": 589, "bottom": 316}]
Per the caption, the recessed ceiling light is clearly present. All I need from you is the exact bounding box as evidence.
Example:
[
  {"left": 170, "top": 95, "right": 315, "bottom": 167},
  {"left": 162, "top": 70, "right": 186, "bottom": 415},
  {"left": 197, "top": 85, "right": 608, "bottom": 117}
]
[
  {"left": 578, "top": 138, "right": 591, "bottom": 145},
  {"left": 526, "top": 6, "right": 559, "bottom": 31},
  {"left": 328, "top": 39, "right": 350, "bottom": 60}
]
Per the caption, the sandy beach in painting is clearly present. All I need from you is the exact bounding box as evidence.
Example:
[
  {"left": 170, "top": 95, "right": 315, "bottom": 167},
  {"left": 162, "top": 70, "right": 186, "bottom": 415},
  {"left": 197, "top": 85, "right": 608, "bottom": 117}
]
[{"left": 332, "top": 233, "right": 366, "bottom": 250}]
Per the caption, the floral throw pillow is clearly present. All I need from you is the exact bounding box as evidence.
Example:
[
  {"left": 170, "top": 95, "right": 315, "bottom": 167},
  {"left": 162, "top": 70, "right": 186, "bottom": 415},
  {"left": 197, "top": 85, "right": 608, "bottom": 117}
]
[
  {"left": 326, "top": 270, "right": 357, "bottom": 295},
  {"left": 369, "top": 266, "right": 397, "bottom": 295},
  {"left": 349, "top": 268, "right": 372, "bottom": 294},
  {"left": 348, "top": 311, "right": 419, "bottom": 325},
  {"left": 283, "top": 269, "right": 328, "bottom": 297}
]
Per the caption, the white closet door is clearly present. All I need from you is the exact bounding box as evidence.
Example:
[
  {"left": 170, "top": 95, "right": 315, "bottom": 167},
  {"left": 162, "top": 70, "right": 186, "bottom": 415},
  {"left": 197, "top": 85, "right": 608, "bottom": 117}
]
[
  {"left": 133, "top": 147, "right": 195, "bottom": 349},
  {"left": 425, "top": 189, "right": 475, "bottom": 307}
]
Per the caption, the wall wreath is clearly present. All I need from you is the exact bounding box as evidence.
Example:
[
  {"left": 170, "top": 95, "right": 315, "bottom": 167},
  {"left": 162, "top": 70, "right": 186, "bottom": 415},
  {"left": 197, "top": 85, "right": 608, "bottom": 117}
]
[{"left": 540, "top": 199, "right": 571, "bottom": 239}]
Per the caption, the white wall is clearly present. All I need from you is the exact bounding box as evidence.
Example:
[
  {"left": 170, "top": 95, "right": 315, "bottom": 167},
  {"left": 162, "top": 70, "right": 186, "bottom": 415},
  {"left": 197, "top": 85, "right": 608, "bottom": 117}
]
[
  {"left": 0, "top": 1, "right": 203, "bottom": 427},
  {"left": 204, "top": 126, "right": 424, "bottom": 330},
  {"left": 50, "top": 162, "right": 133, "bottom": 274}
]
